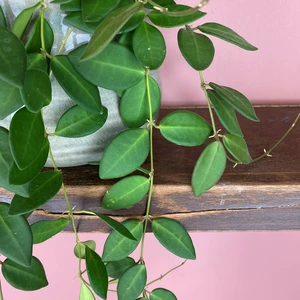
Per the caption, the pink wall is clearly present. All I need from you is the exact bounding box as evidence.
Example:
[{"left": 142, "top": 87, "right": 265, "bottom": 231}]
[{"left": 2, "top": 1, "right": 300, "bottom": 299}]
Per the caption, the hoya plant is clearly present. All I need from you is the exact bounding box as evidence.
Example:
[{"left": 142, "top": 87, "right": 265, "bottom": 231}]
[{"left": 0, "top": 0, "right": 299, "bottom": 299}]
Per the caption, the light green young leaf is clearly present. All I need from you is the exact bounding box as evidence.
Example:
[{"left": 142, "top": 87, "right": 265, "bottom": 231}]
[
  {"left": 74, "top": 240, "right": 96, "bottom": 259},
  {"left": 80, "top": 282, "right": 96, "bottom": 300},
  {"left": 198, "top": 22, "right": 258, "bottom": 51},
  {"left": 192, "top": 141, "right": 227, "bottom": 196},
  {"left": 60, "top": 0, "right": 80, "bottom": 11},
  {"left": 2, "top": 257, "right": 48, "bottom": 291},
  {"left": 0, "top": 5, "right": 7, "bottom": 27},
  {"left": 63, "top": 12, "right": 100, "bottom": 34},
  {"left": 0, "top": 202, "right": 32, "bottom": 267},
  {"left": 152, "top": 218, "right": 196, "bottom": 260},
  {"left": 106, "top": 257, "right": 136, "bottom": 279},
  {"left": 117, "top": 264, "right": 147, "bottom": 300},
  {"left": 119, "top": 10, "right": 145, "bottom": 35},
  {"left": 27, "top": 53, "right": 48, "bottom": 73},
  {"left": 150, "top": 288, "right": 177, "bottom": 300}
]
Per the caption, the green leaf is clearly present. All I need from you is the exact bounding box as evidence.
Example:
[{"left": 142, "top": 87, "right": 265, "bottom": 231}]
[
  {"left": 0, "top": 5, "right": 7, "bottom": 27},
  {"left": 12, "top": 2, "right": 40, "bottom": 39},
  {"left": 102, "top": 219, "right": 143, "bottom": 262},
  {"left": 80, "top": 282, "right": 96, "bottom": 300},
  {"left": 60, "top": 0, "right": 81, "bottom": 11},
  {"left": 207, "top": 89, "right": 243, "bottom": 137},
  {"left": 223, "top": 133, "right": 252, "bottom": 164},
  {"left": 0, "top": 202, "right": 32, "bottom": 267},
  {"left": 9, "top": 138, "right": 49, "bottom": 185},
  {"left": 69, "top": 42, "right": 144, "bottom": 90},
  {"left": 27, "top": 53, "right": 48, "bottom": 72},
  {"left": 102, "top": 175, "right": 150, "bottom": 210},
  {"left": 145, "top": 0, "right": 175, "bottom": 9},
  {"left": 150, "top": 288, "right": 177, "bottom": 300},
  {"left": 0, "top": 26, "right": 27, "bottom": 87},
  {"left": 55, "top": 105, "right": 108, "bottom": 138},
  {"left": 152, "top": 218, "right": 196, "bottom": 260},
  {"left": 120, "top": 76, "right": 161, "bottom": 128},
  {"left": 192, "top": 141, "right": 227, "bottom": 196},
  {"left": 30, "top": 218, "right": 70, "bottom": 244},
  {"left": 198, "top": 22, "right": 258, "bottom": 51},
  {"left": 85, "top": 247, "right": 108, "bottom": 299},
  {"left": 118, "top": 31, "right": 134, "bottom": 50},
  {"left": 159, "top": 110, "right": 212, "bottom": 146},
  {"left": 9, "top": 107, "right": 45, "bottom": 169},
  {"left": 209, "top": 82, "right": 259, "bottom": 122},
  {"left": 106, "top": 257, "right": 135, "bottom": 279},
  {"left": 117, "top": 264, "right": 147, "bottom": 300},
  {"left": 21, "top": 69, "right": 52, "bottom": 113},
  {"left": 74, "top": 240, "right": 96, "bottom": 259},
  {"left": 178, "top": 29, "right": 215, "bottom": 71},
  {"left": 51, "top": 55, "right": 103, "bottom": 113},
  {"left": 100, "top": 129, "right": 149, "bottom": 179},
  {"left": 9, "top": 171, "right": 63, "bottom": 215},
  {"left": 51, "top": 0, "right": 72, "bottom": 3},
  {"left": 2, "top": 256, "right": 48, "bottom": 291},
  {"left": 119, "top": 10, "right": 145, "bottom": 35},
  {"left": 80, "top": 2, "right": 143, "bottom": 61},
  {"left": 63, "top": 12, "right": 100, "bottom": 34},
  {"left": 132, "top": 22, "right": 166, "bottom": 70},
  {"left": 148, "top": 4, "right": 206, "bottom": 28}
]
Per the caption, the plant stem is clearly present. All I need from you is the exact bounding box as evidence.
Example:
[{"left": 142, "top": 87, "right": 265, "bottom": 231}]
[
  {"left": 0, "top": 277, "right": 3, "bottom": 300},
  {"left": 57, "top": 27, "right": 74, "bottom": 55},
  {"left": 40, "top": 0, "right": 46, "bottom": 51}
]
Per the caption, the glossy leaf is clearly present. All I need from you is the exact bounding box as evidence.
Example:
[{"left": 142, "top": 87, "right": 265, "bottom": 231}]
[
  {"left": 31, "top": 218, "right": 70, "bottom": 244},
  {"left": 9, "top": 137, "right": 49, "bottom": 185},
  {"left": 209, "top": 82, "right": 259, "bottom": 122},
  {"left": 106, "top": 257, "right": 136, "bottom": 279},
  {"left": 55, "top": 105, "right": 107, "bottom": 138},
  {"left": 74, "top": 240, "right": 96, "bottom": 259},
  {"left": 2, "top": 257, "right": 48, "bottom": 291},
  {"left": 207, "top": 89, "right": 243, "bottom": 137},
  {"left": 63, "top": 12, "right": 100, "bottom": 34},
  {"left": 100, "top": 129, "right": 149, "bottom": 179},
  {"left": 119, "top": 10, "right": 145, "bottom": 34},
  {"left": 80, "top": 282, "right": 96, "bottom": 300},
  {"left": 132, "top": 22, "right": 166, "bottom": 70},
  {"left": 0, "top": 5, "right": 6, "bottom": 27},
  {"left": 117, "top": 264, "right": 147, "bottom": 300},
  {"left": 152, "top": 218, "right": 196, "bottom": 260},
  {"left": 198, "top": 22, "right": 258, "bottom": 51},
  {"left": 12, "top": 2, "right": 40, "bottom": 39},
  {"left": 150, "top": 288, "right": 177, "bottom": 300},
  {"left": 51, "top": 55, "right": 102, "bottom": 113},
  {"left": 0, "top": 26, "right": 27, "bottom": 87},
  {"left": 192, "top": 141, "right": 227, "bottom": 196},
  {"left": 120, "top": 76, "right": 161, "bottom": 128},
  {"left": 60, "top": 0, "right": 81, "bottom": 11},
  {"left": 0, "top": 202, "right": 32, "bottom": 267},
  {"left": 69, "top": 42, "right": 144, "bottom": 90},
  {"left": 27, "top": 53, "right": 48, "bottom": 72},
  {"left": 160, "top": 110, "right": 212, "bottom": 146},
  {"left": 178, "top": 29, "right": 215, "bottom": 71},
  {"left": 80, "top": 2, "right": 143, "bottom": 61},
  {"left": 86, "top": 247, "right": 108, "bottom": 299},
  {"left": 9, "top": 171, "right": 63, "bottom": 215},
  {"left": 9, "top": 108, "right": 45, "bottom": 169},
  {"left": 223, "top": 133, "right": 252, "bottom": 164},
  {"left": 102, "top": 219, "right": 143, "bottom": 262},
  {"left": 102, "top": 175, "right": 150, "bottom": 210}
]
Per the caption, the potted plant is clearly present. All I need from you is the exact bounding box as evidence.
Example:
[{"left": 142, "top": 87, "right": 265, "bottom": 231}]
[{"left": 0, "top": 0, "right": 299, "bottom": 299}]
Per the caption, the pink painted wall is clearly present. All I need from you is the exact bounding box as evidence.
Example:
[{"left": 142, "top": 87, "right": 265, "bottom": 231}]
[{"left": 2, "top": 1, "right": 300, "bottom": 299}]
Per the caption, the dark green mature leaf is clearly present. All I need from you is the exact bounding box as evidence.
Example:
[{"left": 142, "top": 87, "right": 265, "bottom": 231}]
[
  {"left": 100, "top": 129, "right": 149, "bottom": 179},
  {"left": 2, "top": 257, "right": 48, "bottom": 291},
  {"left": 63, "top": 12, "right": 100, "bottom": 34},
  {"left": 209, "top": 82, "right": 259, "bottom": 122},
  {"left": 150, "top": 288, "right": 177, "bottom": 300},
  {"left": 0, "top": 5, "right": 7, "bottom": 27},
  {"left": 0, "top": 202, "right": 32, "bottom": 267},
  {"left": 106, "top": 257, "right": 136, "bottom": 279},
  {"left": 30, "top": 218, "right": 70, "bottom": 244},
  {"left": 132, "top": 22, "right": 166, "bottom": 70},
  {"left": 178, "top": 29, "right": 215, "bottom": 71},
  {"left": 27, "top": 53, "right": 48, "bottom": 72},
  {"left": 152, "top": 218, "right": 196, "bottom": 260},
  {"left": 119, "top": 10, "right": 145, "bottom": 34},
  {"left": 102, "top": 219, "right": 143, "bottom": 262},
  {"left": 74, "top": 240, "right": 96, "bottom": 259},
  {"left": 86, "top": 247, "right": 108, "bottom": 299},
  {"left": 60, "top": 0, "right": 81, "bottom": 11},
  {"left": 12, "top": 2, "right": 40, "bottom": 39},
  {"left": 198, "top": 22, "right": 258, "bottom": 51},
  {"left": 9, "top": 138, "right": 49, "bottom": 185},
  {"left": 51, "top": 55, "right": 102, "bottom": 113},
  {"left": 55, "top": 105, "right": 108, "bottom": 138},
  {"left": 117, "top": 264, "right": 147, "bottom": 300},
  {"left": 9, "top": 108, "right": 45, "bottom": 170},
  {"left": 145, "top": 0, "right": 175, "bottom": 9},
  {"left": 223, "top": 133, "right": 252, "bottom": 164},
  {"left": 192, "top": 141, "right": 227, "bottom": 196},
  {"left": 80, "top": 282, "right": 96, "bottom": 300},
  {"left": 118, "top": 31, "right": 134, "bottom": 49},
  {"left": 0, "top": 26, "right": 27, "bottom": 87},
  {"left": 102, "top": 175, "right": 150, "bottom": 210},
  {"left": 69, "top": 42, "right": 144, "bottom": 90},
  {"left": 120, "top": 76, "right": 161, "bottom": 128},
  {"left": 160, "top": 110, "right": 212, "bottom": 146},
  {"left": 9, "top": 171, "right": 63, "bottom": 215},
  {"left": 80, "top": 2, "right": 143, "bottom": 61}
]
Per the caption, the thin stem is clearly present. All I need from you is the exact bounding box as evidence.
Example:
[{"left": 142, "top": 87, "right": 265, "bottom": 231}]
[
  {"left": 57, "top": 27, "right": 74, "bottom": 55},
  {"left": 137, "top": 167, "right": 151, "bottom": 175},
  {"left": 40, "top": 0, "right": 46, "bottom": 51},
  {"left": 0, "top": 277, "right": 3, "bottom": 300}
]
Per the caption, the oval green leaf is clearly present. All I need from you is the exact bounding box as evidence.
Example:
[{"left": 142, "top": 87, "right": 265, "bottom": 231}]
[
  {"left": 60, "top": 0, "right": 82, "bottom": 12},
  {"left": 63, "top": 12, "right": 100, "bottom": 34},
  {"left": 0, "top": 5, "right": 6, "bottom": 27},
  {"left": 152, "top": 218, "right": 196, "bottom": 260},
  {"left": 74, "top": 240, "right": 96, "bottom": 259},
  {"left": 106, "top": 257, "right": 136, "bottom": 279},
  {"left": 192, "top": 141, "right": 227, "bottom": 196},
  {"left": 117, "top": 264, "right": 147, "bottom": 300},
  {"left": 119, "top": 10, "right": 145, "bottom": 35},
  {"left": 80, "top": 282, "right": 96, "bottom": 300},
  {"left": 150, "top": 288, "right": 177, "bottom": 300},
  {"left": 27, "top": 53, "right": 48, "bottom": 73}
]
